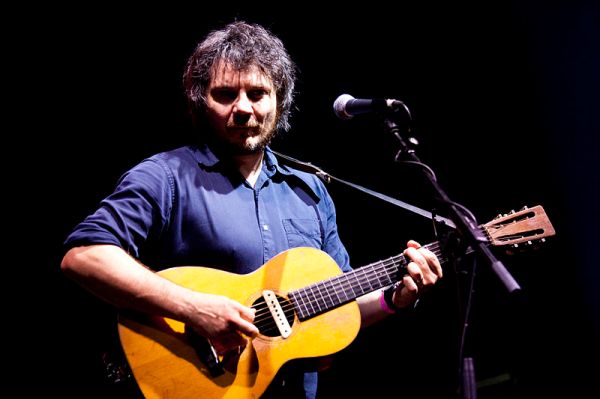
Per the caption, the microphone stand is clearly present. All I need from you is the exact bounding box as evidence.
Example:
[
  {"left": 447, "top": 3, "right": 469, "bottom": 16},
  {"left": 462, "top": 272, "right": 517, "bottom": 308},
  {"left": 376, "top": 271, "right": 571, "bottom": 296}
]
[{"left": 381, "top": 113, "right": 521, "bottom": 399}]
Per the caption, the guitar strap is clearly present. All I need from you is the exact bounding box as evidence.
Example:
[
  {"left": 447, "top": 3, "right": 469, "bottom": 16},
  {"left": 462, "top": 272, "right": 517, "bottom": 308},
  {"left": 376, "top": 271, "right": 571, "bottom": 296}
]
[{"left": 271, "top": 149, "right": 456, "bottom": 228}]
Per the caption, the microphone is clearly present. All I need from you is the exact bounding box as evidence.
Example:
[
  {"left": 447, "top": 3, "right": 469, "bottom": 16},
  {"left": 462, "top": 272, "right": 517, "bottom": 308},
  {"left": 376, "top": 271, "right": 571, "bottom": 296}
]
[{"left": 333, "top": 94, "right": 409, "bottom": 120}]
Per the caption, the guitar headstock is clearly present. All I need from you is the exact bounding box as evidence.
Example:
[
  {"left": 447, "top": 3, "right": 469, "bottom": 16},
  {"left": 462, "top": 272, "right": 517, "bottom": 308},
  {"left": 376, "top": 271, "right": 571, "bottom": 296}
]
[{"left": 482, "top": 205, "right": 556, "bottom": 250}]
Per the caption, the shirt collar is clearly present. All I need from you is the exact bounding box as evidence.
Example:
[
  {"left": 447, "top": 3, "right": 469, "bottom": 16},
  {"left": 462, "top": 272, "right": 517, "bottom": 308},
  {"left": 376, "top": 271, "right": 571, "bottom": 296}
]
[
  {"left": 190, "top": 143, "right": 221, "bottom": 168},
  {"left": 190, "top": 143, "right": 295, "bottom": 176},
  {"left": 190, "top": 144, "right": 322, "bottom": 201},
  {"left": 264, "top": 147, "right": 288, "bottom": 176}
]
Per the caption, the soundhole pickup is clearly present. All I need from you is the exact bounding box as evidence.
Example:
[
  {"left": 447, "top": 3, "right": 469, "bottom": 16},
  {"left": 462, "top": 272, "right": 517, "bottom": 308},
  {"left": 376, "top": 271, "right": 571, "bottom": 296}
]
[{"left": 252, "top": 292, "right": 296, "bottom": 338}]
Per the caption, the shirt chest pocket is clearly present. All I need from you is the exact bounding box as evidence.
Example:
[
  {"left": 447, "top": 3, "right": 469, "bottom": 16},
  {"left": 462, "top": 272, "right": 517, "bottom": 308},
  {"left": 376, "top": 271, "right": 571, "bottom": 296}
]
[{"left": 282, "top": 218, "right": 323, "bottom": 249}]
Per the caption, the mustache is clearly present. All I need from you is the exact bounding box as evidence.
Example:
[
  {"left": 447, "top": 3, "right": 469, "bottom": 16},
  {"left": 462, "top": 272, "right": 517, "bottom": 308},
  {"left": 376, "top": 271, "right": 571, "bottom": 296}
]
[{"left": 227, "top": 121, "right": 260, "bottom": 129}]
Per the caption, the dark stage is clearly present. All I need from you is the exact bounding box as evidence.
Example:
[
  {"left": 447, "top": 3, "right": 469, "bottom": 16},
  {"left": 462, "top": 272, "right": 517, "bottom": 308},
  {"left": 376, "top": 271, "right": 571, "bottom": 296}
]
[{"left": 18, "top": 2, "right": 599, "bottom": 398}]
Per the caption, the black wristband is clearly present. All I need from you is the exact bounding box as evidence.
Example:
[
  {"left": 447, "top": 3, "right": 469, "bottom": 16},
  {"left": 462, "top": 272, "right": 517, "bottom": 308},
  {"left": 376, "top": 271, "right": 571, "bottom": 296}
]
[{"left": 383, "top": 284, "right": 404, "bottom": 313}]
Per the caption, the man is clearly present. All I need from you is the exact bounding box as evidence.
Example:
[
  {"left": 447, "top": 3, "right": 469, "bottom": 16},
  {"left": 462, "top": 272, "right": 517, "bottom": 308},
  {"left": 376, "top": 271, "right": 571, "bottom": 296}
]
[{"left": 61, "top": 21, "right": 442, "bottom": 398}]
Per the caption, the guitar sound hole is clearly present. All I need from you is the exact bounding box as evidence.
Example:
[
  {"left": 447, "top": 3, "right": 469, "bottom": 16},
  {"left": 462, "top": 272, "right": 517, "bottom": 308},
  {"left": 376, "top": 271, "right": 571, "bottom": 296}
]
[{"left": 252, "top": 295, "right": 295, "bottom": 337}]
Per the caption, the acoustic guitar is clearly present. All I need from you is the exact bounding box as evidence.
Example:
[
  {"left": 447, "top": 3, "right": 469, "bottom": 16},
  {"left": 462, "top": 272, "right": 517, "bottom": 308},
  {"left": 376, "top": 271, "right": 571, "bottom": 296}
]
[{"left": 118, "top": 205, "right": 555, "bottom": 398}]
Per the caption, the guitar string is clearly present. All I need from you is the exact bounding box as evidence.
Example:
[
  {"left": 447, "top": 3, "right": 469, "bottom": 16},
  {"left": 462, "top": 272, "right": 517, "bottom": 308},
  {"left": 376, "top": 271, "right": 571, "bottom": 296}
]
[
  {"left": 255, "top": 248, "right": 446, "bottom": 334},
  {"left": 251, "top": 243, "right": 446, "bottom": 330},
  {"left": 252, "top": 245, "right": 447, "bottom": 333},
  {"left": 251, "top": 254, "right": 408, "bottom": 320},
  {"left": 251, "top": 243, "right": 446, "bottom": 324}
]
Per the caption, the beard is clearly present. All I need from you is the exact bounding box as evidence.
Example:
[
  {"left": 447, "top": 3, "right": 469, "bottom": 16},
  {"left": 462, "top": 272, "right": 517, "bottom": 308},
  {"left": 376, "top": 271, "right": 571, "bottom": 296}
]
[
  {"left": 218, "top": 113, "right": 278, "bottom": 155},
  {"left": 236, "top": 128, "right": 276, "bottom": 154}
]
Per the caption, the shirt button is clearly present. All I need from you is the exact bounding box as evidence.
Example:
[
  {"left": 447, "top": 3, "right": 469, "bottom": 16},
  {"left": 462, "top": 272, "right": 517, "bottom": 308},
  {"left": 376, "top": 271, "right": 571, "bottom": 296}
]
[{"left": 262, "top": 224, "right": 269, "bottom": 231}]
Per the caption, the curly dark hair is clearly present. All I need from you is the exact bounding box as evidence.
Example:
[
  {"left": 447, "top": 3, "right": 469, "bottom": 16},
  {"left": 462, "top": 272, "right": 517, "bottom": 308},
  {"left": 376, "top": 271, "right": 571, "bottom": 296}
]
[{"left": 183, "top": 21, "right": 297, "bottom": 133}]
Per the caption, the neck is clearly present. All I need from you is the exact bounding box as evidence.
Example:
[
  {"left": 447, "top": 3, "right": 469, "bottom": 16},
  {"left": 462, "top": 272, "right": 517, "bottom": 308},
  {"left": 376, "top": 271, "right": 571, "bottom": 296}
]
[
  {"left": 203, "top": 138, "right": 266, "bottom": 187},
  {"left": 233, "top": 152, "right": 264, "bottom": 187}
]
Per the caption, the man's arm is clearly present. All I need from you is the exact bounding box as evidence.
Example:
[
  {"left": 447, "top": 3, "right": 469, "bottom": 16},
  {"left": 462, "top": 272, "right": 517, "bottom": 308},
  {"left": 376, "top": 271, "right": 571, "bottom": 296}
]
[{"left": 61, "top": 244, "right": 259, "bottom": 354}]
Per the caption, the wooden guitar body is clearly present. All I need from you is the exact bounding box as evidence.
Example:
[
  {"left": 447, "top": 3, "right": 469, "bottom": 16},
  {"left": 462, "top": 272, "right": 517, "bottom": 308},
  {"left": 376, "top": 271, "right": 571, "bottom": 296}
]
[{"left": 118, "top": 247, "right": 360, "bottom": 398}]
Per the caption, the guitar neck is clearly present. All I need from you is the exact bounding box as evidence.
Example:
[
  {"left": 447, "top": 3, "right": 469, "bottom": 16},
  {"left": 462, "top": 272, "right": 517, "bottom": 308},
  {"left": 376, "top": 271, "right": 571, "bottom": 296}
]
[
  {"left": 288, "top": 242, "right": 445, "bottom": 321},
  {"left": 287, "top": 205, "right": 556, "bottom": 321}
]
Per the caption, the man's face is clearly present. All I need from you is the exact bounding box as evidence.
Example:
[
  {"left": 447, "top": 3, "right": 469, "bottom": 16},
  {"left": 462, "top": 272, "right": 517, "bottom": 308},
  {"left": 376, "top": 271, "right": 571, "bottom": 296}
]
[{"left": 205, "top": 61, "right": 278, "bottom": 154}]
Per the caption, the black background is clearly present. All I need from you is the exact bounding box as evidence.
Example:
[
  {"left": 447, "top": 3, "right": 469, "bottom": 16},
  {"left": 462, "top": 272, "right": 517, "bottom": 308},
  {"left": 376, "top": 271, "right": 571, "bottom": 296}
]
[{"left": 15, "top": 1, "right": 599, "bottom": 398}]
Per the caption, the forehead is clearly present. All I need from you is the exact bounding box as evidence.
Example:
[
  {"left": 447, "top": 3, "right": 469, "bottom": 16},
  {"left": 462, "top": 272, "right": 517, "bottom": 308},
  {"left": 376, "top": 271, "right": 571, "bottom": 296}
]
[{"left": 210, "top": 61, "right": 273, "bottom": 89}]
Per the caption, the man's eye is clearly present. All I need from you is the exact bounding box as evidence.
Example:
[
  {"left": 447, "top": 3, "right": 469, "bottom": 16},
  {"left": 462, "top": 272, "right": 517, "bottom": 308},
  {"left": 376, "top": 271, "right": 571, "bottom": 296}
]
[
  {"left": 248, "top": 90, "right": 267, "bottom": 101},
  {"left": 211, "top": 90, "right": 237, "bottom": 102}
]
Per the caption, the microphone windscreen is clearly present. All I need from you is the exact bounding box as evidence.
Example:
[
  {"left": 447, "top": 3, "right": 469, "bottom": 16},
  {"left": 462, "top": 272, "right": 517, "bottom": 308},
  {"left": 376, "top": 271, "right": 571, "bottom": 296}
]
[{"left": 333, "top": 94, "right": 355, "bottom": 119}]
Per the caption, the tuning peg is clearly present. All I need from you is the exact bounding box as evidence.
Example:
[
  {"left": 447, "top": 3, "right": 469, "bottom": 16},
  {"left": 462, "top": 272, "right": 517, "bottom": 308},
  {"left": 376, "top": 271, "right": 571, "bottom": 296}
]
[{"left": 520, "top": 205, "right": 529, "bottom": 210}]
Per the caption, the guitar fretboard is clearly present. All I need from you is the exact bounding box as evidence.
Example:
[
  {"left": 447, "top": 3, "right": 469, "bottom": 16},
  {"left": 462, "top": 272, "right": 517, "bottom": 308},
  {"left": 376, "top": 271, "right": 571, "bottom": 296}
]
[{"left": 288, "top": 242, "right": 443, "bottom": 320}]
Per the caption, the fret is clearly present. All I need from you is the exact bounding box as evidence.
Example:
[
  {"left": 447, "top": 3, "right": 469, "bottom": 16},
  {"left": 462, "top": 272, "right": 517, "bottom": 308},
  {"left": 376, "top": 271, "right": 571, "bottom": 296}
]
[
  {"left": 290, "top": 254, "right": 404, "bottom": 320},
  {"left": 308, "top": 285, "right": 323, "bottom": 313}
]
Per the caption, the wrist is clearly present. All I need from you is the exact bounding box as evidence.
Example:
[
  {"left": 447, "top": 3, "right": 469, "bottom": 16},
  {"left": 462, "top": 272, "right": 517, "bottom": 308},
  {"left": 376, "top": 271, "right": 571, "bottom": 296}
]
[
  {"left": 380, "top": 284, "right": 403, "bottom": 314},
  {"left": 379, "top": 287, "right": 397, "bottom": 314}
]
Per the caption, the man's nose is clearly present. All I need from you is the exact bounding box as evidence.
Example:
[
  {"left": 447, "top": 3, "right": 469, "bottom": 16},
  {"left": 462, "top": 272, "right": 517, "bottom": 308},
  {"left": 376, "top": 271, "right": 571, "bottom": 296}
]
[{"left": 233, "top": 93, "right": 253, "bottom": 114}]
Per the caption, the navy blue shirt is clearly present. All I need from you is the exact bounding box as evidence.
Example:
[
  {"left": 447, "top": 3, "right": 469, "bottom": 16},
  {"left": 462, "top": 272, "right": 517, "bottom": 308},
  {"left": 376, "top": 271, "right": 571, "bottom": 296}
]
[
  {"left": 65, "top": 144, "right": 351, "bottom": 273},
  {"left": 64, "top": 144, "right": 352, "bottom": 398}
]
